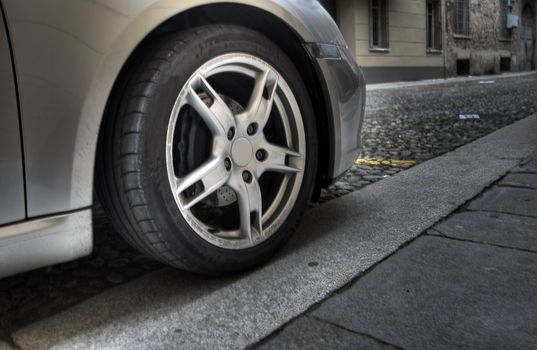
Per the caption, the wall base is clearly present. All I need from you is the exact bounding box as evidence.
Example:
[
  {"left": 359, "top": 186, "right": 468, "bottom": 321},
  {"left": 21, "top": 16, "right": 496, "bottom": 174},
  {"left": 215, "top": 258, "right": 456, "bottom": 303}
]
[{"left": 361, "top": 66, "right": 446, "bottom": 84}]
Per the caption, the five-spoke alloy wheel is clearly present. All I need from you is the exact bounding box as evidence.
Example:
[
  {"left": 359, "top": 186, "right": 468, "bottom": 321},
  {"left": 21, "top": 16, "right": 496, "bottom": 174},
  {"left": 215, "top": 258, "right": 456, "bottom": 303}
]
[
  {"left": 97, "top": 25, "right": 317, "bottom": 274},
  {"left": 167, "top": 54, "right": 306, "bottom": 249}
]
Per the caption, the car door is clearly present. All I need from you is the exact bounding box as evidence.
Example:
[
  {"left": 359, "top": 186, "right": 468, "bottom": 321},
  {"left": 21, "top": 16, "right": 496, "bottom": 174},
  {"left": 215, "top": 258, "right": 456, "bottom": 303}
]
[{"left": 0, "top": 6, "right": 25, "bottom": 225}]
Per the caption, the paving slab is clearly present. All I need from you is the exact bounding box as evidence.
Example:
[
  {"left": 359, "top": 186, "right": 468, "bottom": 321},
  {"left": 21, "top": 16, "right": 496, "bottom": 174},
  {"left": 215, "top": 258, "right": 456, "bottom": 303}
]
[
  {"left": 430, "top": 211, "right": 537, "bottom": 251},
  {"left": 510, "top": 151, "right": 537, "bottom": 174},
  {"left": 499, "top": 173, "right": 537, "bottom": 189},
  {"left": 12, "top": 115, "right": 537, "bottom": 349},
  {"left": 468, "top": 187, "right": 537, "bottom": 217},
  {"left": 312, "top": 236, "right": 537, "bottom": 350},
  {"left": 255, "top": 317, "right": 398, "bottom": 350}
]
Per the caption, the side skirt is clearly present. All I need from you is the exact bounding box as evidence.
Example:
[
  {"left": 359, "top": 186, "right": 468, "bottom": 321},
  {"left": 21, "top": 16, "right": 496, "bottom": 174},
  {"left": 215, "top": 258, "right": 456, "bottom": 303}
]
[{"left": 0, "top": 209, "right": 92, "bottom": 278}]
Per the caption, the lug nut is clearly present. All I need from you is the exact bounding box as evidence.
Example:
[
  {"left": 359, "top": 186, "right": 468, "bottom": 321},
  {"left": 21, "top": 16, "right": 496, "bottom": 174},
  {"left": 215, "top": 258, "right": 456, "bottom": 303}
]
[
  {"left": 242, "top": 171, "right": 252, "bottom": 183},
  {"left": 224, "top": 158, "right": 232, "bottom": 171},
  {"left": 227, "top": 127, "right": 235, "bottom": 140},
  {"left": 247, "top": 123, "right": 258, "bottom": 136},
  {"left": 256, "top": 149, "right": 266, "bottom": 161}
]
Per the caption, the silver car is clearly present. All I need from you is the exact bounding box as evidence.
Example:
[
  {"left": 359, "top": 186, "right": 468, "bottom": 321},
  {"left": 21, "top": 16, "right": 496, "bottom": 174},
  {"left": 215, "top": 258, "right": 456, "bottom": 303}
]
[{"left": 0, "top": 0, "right": 365, "bottom": 277}]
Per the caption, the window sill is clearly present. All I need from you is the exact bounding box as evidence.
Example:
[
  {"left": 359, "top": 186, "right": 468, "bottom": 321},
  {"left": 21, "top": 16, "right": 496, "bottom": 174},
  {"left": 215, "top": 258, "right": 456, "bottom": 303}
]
[
  {"left": 453, "top": 34, "right": 472, "bottom": 40},
  {"left": 369, "top": 47, "right": 391, "bottom": 53},
  {"left": 427, "top": 49, "right": 443, "bottom": 55}
]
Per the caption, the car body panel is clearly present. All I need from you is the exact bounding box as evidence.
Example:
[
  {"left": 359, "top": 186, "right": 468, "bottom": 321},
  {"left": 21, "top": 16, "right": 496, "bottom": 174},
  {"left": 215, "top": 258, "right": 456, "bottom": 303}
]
[
  {"left": 0, "top": 5, "right": 25, "bottom": 225},
  {"left": 2, "top": 0, "right": 361, "bottom": 218},
  {"left": 0, "top": 0, "right": 365, "bottom": 277},
  {"left": 313, "top": 50, "right": 366, "bottom": 179},
  {"left": 0, "top": 210, "right": 92, "bottom": 278}
]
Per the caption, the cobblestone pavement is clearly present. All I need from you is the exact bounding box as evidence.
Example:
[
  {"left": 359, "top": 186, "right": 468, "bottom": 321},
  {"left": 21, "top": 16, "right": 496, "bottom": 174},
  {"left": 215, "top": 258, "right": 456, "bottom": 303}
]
[{"left": 1, "top": 74, "right": 536, "bottom": 343}]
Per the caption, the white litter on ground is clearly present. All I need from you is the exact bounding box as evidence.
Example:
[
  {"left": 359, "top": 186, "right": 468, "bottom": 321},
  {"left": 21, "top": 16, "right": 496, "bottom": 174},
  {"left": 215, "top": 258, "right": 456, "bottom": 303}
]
[{"left": 459, "top": 114, "right": 481, "bottom": 120}]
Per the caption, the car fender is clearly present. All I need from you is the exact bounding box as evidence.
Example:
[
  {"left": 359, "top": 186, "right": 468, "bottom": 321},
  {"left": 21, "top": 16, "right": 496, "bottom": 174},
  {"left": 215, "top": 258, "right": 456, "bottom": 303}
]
[{"left": 2, "top": 0, "right": 347, "bottom": 217}]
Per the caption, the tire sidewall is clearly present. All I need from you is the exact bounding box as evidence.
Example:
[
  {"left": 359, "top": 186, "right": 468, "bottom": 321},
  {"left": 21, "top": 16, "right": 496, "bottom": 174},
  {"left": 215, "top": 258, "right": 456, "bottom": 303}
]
[{"left": 139, "top": 26, "right": 318, "bottom": 273}]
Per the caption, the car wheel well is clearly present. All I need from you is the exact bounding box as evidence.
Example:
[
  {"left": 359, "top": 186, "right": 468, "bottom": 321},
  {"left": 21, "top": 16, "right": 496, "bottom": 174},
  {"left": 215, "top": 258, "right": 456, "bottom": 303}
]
[{"left": 97, "top": 3, "right": 331, "bottom": 202}]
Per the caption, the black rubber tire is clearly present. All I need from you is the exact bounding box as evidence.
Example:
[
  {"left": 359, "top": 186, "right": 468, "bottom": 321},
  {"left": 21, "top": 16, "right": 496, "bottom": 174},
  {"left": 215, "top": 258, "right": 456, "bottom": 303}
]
[{"left": 96, "top": 25, "right": 318, "bottom": 275}]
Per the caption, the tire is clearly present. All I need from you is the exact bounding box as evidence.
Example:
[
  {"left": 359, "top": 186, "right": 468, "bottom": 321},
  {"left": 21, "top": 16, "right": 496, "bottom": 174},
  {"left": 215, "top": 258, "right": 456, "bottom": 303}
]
[{"left": 97, "top": 24, "right": 318, "bottom": 275}]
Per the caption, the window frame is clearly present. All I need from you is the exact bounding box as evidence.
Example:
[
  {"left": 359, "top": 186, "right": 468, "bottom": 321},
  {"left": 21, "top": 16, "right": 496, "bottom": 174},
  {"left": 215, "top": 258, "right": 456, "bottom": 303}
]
[
  {"left": 454, "top": 0, "right": 470, "bottom": 37},
  {"left": 426, "top": 0, "right": 443, "bottom": 52},
  {"left": 369, "top": 0, "right": 390, "bottom": 51}
]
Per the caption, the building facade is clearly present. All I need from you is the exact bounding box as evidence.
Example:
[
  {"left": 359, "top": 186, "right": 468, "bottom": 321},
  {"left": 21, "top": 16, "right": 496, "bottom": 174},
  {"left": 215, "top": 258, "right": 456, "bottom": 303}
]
[
  {"left": 336, "top": 0, "right": 446, "bottom": 83},
  {"left": 445, "top": 0, "right": 536, "bottom": 76},
  {"left": 330, "top": 0, "right": 536, "bottom": 83}
]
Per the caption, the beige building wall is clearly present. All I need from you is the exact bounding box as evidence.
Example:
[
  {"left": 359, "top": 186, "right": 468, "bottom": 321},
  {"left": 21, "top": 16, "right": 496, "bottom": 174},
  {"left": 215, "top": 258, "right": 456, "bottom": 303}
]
[{"left": 337, "top": 0, "right": 446, "bottom": 83}]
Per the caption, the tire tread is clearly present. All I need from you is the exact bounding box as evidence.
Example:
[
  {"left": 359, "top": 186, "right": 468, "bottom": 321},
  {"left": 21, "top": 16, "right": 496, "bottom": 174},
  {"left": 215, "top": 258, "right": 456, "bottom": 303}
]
[{"left": 96, "top": 24, "right": 317, "bottom": 274}]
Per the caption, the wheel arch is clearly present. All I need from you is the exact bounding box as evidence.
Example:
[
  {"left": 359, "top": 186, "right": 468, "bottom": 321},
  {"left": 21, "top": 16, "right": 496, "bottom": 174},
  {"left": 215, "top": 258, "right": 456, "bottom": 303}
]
[{"left": 93, "top": 3, "right": 333, "bottom": 203}]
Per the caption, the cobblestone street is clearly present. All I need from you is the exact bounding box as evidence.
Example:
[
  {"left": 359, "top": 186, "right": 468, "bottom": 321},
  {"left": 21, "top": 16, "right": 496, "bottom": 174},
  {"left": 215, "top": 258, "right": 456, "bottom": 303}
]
[
  {"left": 322, "top": 73, "right": 537, "bottom": 201},
  {"left": 1, "top": 72, "right": 537, "bottom": 346}
]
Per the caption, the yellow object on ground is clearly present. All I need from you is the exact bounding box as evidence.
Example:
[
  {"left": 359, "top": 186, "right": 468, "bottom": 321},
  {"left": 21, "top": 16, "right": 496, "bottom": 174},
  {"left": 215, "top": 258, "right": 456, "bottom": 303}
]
[{"left": 355, "top": 158, "right": 417, "bottom": 168}]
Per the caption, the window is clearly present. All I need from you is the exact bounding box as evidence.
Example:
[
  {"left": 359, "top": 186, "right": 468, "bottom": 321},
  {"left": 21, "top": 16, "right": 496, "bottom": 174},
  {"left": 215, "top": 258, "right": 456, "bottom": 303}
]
[
  {"left": 369, "top": 0, "right": 389, "bottom": 49},
  {"left": 499, "top": 0, "right": 512, "bottom": 39},
  {"left": 427, "top": 0, "right": 442, "bottom": 51},
  {"left": 455, "top": 0, "right": 470, "bottom": 36}
]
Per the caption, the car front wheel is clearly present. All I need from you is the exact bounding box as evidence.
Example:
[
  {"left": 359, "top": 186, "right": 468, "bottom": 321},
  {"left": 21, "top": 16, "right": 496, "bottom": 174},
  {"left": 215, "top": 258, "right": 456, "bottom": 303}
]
[{"left": 97, "top": 25, "right": 318, "bottom": 275}]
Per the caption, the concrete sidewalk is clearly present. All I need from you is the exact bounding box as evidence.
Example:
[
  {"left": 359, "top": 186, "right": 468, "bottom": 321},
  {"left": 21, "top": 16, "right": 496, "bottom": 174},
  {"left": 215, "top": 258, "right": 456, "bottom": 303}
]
[
  {"left": 10, "top": 115, "right": 537, "bottom": 350},
  {"left": 258, "top": 151, "right": 537, "bottom": 350}
]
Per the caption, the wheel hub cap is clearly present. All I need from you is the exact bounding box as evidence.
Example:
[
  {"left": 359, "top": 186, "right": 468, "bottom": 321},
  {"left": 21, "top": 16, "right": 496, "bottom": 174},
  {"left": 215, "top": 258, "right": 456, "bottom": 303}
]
[{"left": 231, "top": 137, "right": 253, "bottom": 167}]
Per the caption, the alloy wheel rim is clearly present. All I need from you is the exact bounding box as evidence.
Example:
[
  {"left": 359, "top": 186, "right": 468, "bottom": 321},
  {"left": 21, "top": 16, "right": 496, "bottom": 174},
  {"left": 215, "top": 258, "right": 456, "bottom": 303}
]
[{"left": 166, "top": 53, "right": 306, "bottom": 250}]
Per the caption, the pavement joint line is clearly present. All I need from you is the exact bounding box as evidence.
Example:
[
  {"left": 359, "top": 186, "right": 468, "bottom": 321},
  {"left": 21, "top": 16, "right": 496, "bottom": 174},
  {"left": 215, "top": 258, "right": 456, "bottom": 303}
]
[
  {"left": 245, "top": 323, "right": 286, "bottom": 350},
  {"left": 424, "top": 166, "right": 527, "bottom": 235},
  {"left": 12, "top": 114, "right": 537, "bottom": 350},
  {"left": 498, "top": 156, "right": 525, "bottom": 160},
  {"left": 423, "top": 231, "right": 537, "bottom": 255},
  {"left": 511, "top": 171, "right": 537, "bottom": 175},
  {"left": 466, "top": 208, "right": 537, "bottom": 220},
  {"left": 518, "top": 154, "right": 537, "bottom": 166},
  {"left": 457, "top": 169, "right": 532, "bottom": 212},
  {"left": 427, "top": 227, "right": 449, "bottom": 237},
  {"left": 305, "top": 315, "right": 406, "bottom": 350},
  {"left": 496, "top": 183, "right": 537, "bottom": 190}
]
